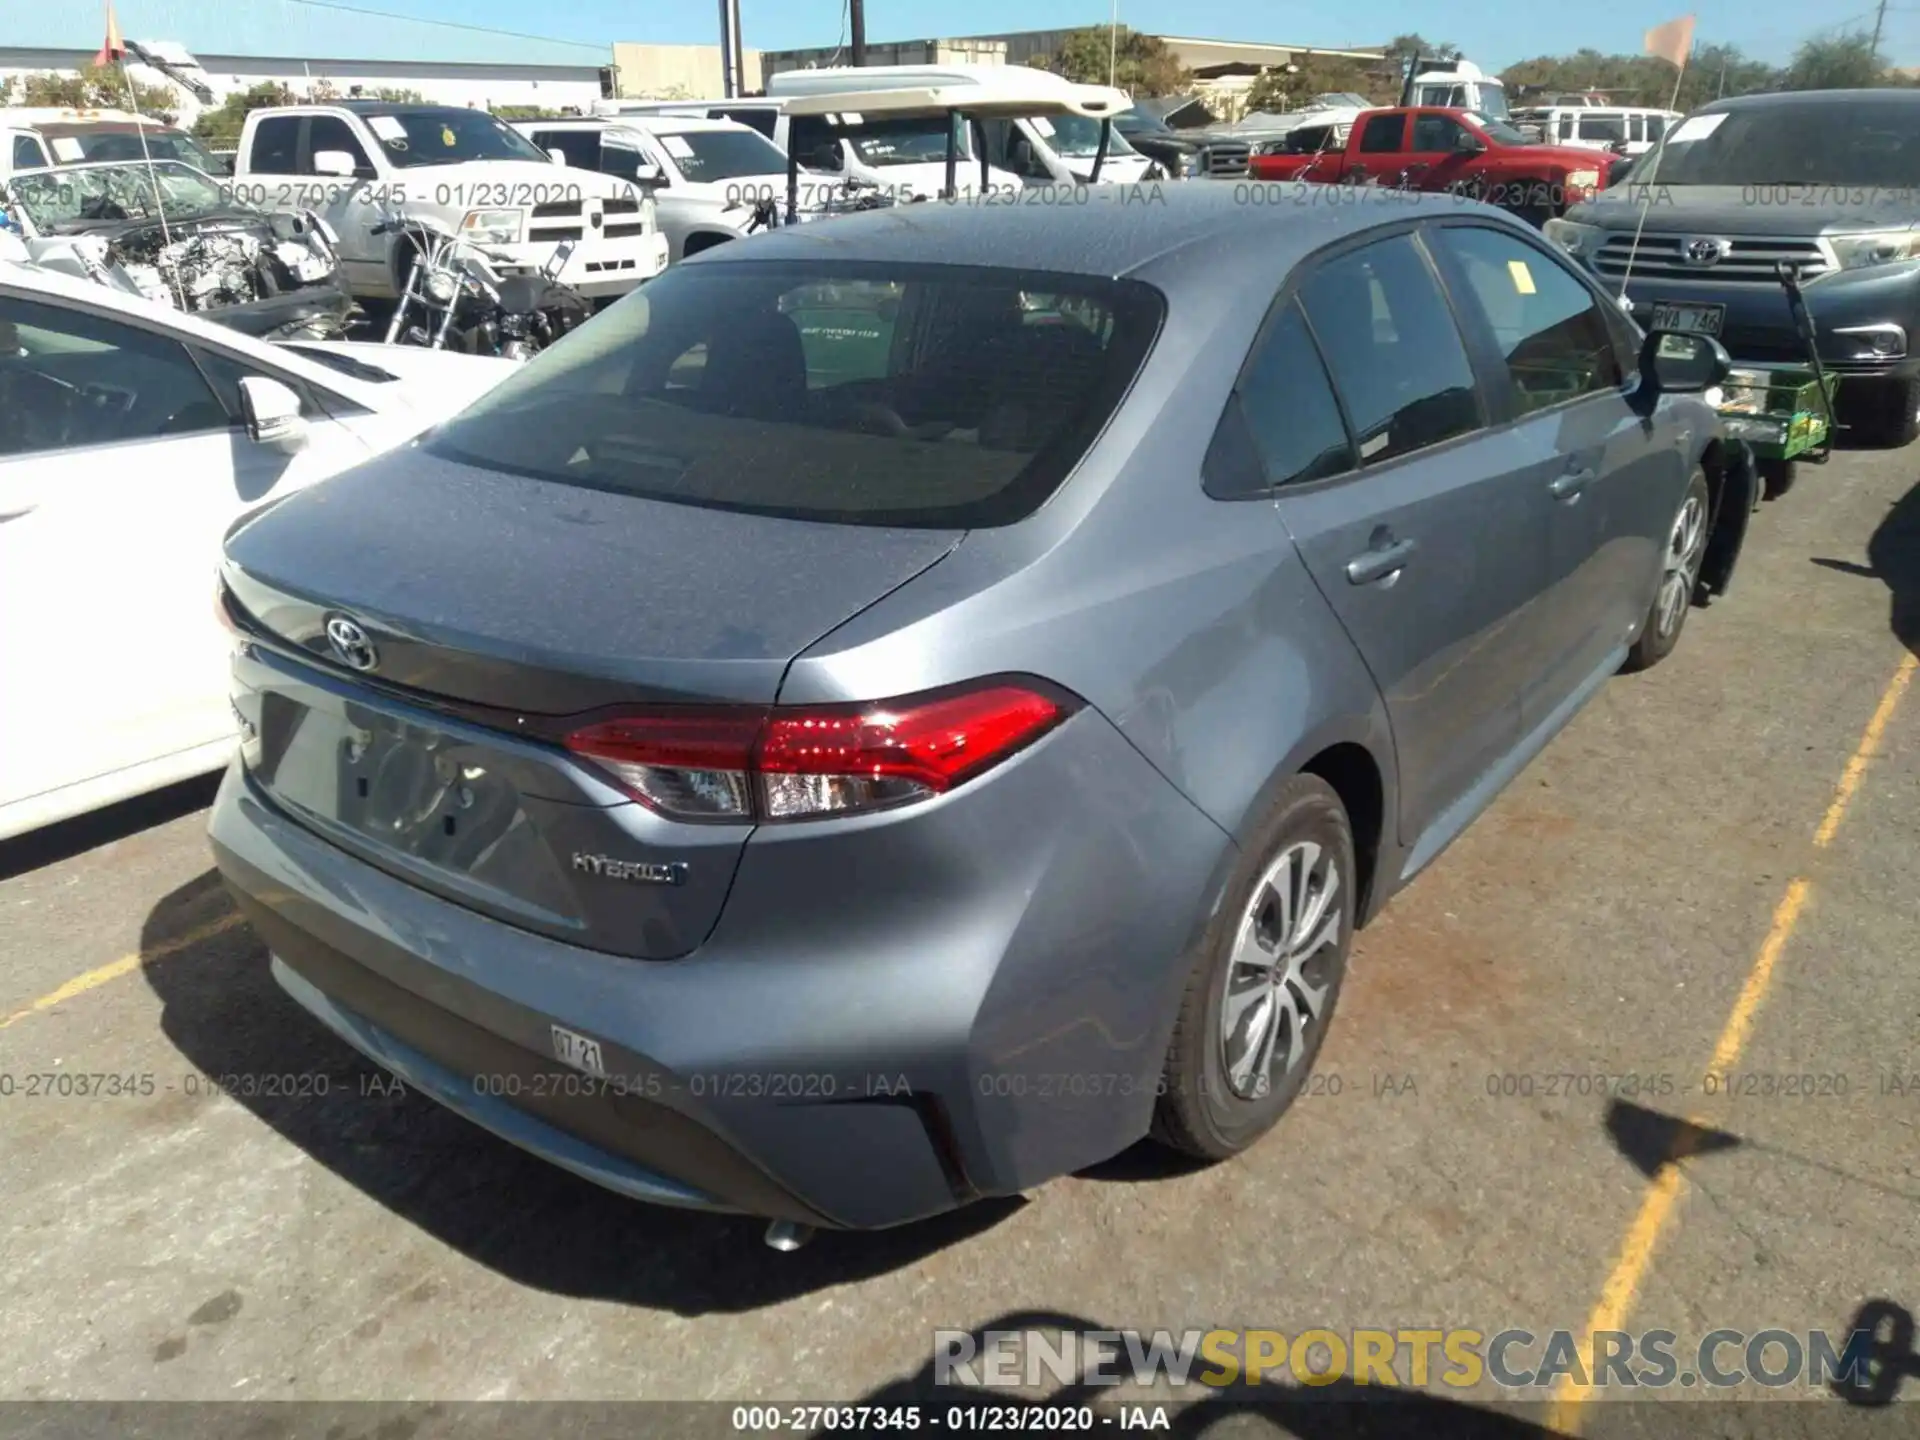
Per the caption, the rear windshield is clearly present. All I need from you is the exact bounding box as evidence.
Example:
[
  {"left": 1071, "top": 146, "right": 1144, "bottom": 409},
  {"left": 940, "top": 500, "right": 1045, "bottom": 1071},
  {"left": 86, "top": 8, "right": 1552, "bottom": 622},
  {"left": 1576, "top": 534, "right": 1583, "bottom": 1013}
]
[
  {"left": 1640, "top": 100, "right": 1920, "bottom": 186},
  {"left": 425, "top": 260, "right": 1163, "bottom": 528}
]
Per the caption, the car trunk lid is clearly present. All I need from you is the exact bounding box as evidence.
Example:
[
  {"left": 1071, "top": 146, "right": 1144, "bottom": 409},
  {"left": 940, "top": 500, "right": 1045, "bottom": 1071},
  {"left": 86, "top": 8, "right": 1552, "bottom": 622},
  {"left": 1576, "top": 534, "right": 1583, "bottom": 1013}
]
[{"left": 222, "top": 446, "right": 960, "bottom": 958}]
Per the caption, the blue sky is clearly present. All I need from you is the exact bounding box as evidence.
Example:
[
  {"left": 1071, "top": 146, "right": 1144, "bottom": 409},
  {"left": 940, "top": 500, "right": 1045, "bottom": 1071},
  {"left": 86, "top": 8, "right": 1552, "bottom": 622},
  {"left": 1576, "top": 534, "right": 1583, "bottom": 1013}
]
[{"left": 329, "top": 0, "right": 1914, "bottom": 70}]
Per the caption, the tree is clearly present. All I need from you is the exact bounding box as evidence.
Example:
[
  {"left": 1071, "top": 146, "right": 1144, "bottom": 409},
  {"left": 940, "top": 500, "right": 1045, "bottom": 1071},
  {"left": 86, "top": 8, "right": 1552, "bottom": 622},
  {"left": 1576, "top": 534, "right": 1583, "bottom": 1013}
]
[
  {"left": 190, "top": 81, "right": 297, "bottom": 147},
  {"left": 1029, "top": 26, "right": 1193, "bottom": 96},
  {"left": 1782, "top": 31, "right": 1894, "bottom": 90},
  {"left": 1384, "top": 34, "right": 1458, "bottom": 70},
  {"left": 1245, "top": 52, "right": 1398, "bottom": 113},
  {"left": 17, "top": 63, "right": 178, "bottom": 124}
]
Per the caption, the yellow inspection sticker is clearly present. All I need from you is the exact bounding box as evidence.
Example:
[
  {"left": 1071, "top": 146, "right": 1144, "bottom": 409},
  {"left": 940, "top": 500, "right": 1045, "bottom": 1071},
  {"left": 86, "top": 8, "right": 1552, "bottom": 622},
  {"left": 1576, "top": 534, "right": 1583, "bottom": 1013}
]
[
  {"left": 1508, "top": 259, "right": 1537, "bottom": 295},
  {"left": 442, "top": 125, "right": 456, "bottom": 146}
]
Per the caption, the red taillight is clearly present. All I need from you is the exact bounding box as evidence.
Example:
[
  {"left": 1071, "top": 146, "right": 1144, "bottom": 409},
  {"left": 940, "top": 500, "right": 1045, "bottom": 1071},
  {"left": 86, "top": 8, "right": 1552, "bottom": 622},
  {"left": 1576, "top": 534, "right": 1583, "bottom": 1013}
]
[{"left": 563, "top": 681, "right": 1072, "bottom": 824}]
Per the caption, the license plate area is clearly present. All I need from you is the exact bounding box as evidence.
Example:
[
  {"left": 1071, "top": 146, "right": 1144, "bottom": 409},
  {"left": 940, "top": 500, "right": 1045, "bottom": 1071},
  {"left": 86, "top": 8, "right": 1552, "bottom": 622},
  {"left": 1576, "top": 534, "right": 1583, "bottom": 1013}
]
[{"left": 1649, "top": 301, "right": 1725, "bottom": 337}]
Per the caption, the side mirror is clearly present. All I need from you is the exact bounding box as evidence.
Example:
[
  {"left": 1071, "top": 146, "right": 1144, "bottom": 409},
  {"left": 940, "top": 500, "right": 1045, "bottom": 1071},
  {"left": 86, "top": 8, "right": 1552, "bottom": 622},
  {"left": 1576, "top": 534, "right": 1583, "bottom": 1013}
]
[
  {"left": 239, "top": 376, "right": 308, "bottom": 453},
  {"left": 311, "top": 149, "right": 357, "bottom": 178},
  {"left": 1455, "top": 129, "right": 1485, "bottom": 153},
  {"left": 1639, "top": 330, "right": 1731, "bottom": 395},
  {"left": 546, "top": 148, "right": 568, "bottom": 165},
  {"left": 632, "top": 160, "right": 664, "bottom": 186}
]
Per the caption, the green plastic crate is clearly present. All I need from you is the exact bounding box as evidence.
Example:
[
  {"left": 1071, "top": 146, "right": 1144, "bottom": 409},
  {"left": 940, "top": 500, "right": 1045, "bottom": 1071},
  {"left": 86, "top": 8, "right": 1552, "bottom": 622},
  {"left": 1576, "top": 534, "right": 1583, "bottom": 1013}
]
[{"left": 1715, "top": 366, "right": 1841, "bottom": 461}]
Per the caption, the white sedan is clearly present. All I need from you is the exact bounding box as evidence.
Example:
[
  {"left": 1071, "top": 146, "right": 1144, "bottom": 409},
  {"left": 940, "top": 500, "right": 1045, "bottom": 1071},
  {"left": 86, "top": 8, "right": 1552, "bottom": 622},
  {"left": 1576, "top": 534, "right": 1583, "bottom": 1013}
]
[{"left": 0, "top": 261, "right": 516, "bottom": 841}]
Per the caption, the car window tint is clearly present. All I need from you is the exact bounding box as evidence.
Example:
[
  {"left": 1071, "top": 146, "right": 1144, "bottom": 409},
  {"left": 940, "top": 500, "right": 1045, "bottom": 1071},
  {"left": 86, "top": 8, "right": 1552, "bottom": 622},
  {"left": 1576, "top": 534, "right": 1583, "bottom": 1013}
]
[
  {"left": 535, "top": 129, "right": 601, "bottom": 170},
  {"left": 1298, "top": 235, "right": 1479, "bottom": 465},
  {"left": 1411, "top": 114, "right": 1466, "bottom": 152},
  {"left": 0, "top": 296, "right": 229, "bottom": 458},
  {"left": 1431, "top": 225, "right": 1623, "bottom": 413},
  {"left": 425, "top": 261, "right": 1162, "bottom": 528},
  {"left": 717, "top": 107, "right": 777, "bottom": 138},
  {"left": 12, "top": 135, "right": 48, "bottom": 169},
  {"left": 1231, "top": 301, "right": 1353, "bottom": 491},
  {"left": 190, "top": 346, "right": 324, "bottom": 420},
  {"left": 306, "top": 115, "right": 373, "bottom": 175},
  {"left": 1358, "top": 114, "right": 1405, "bottom": 153},
  {"left": 248, "top": 116, "right": 300, "bottom": 174}
]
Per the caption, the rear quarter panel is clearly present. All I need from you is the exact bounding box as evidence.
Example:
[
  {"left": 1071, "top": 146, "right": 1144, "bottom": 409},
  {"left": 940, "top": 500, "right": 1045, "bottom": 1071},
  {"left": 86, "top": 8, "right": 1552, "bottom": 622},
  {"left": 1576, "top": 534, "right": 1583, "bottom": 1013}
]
[{"left": 779, "top": 223, "right": 1400, "bottom": 906}]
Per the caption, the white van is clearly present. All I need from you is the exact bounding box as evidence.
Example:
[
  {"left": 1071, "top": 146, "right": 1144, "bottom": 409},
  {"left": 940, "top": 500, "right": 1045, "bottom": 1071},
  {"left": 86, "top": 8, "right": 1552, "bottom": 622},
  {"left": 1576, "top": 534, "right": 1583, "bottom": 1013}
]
[
  {"left": 598, "top": 66, "right": 1143, "bottom": 194},
  {"left": 766, "top": 65, "right": 1157, "bottom": 186},
  {"left": 595, "top": 94, "right": 1021, "bottom": 200},
  {"left": 1512, "top": 106, "right": 1680, "bottom": 157}
]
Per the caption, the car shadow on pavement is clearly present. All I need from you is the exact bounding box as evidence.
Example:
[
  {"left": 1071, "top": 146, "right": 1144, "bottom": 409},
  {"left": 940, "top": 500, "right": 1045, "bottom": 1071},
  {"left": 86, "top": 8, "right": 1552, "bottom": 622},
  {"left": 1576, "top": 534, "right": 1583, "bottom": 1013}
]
[
  {"left": 853, "top": 1310, "right": 1565, "bottom": 1439},
  {"left": 1811, "top": 471, "right": 1920, "bottom": 654},
  {"left": 139, "top": 870, "right": 1020, "bottom": 1317},
  {"left": 0, "top": 772, "right": 220, "bottom": 883}
]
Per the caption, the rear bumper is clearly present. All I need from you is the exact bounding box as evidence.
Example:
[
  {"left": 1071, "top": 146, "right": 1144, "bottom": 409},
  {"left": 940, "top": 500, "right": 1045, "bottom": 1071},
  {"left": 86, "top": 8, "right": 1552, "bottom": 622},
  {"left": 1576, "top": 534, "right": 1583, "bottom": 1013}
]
[{"left": 208, "top": 704, "right": 1231, "bottom": 1230}]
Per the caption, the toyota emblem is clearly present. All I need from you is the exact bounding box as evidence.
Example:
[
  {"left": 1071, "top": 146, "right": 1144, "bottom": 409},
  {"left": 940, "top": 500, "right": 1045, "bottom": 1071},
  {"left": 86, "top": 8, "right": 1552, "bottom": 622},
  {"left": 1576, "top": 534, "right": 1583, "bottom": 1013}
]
[
  {"left": 324, "top": 614, "right": 378, "bottom": 672},
  {"left": 1682, "top": 236, "right": 1727, "bottom": 267}
]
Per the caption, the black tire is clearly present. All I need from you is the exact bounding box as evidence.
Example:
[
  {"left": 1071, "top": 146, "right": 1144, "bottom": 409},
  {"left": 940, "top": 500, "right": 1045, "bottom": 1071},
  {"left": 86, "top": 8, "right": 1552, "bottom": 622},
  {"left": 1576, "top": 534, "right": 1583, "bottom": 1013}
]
[
  {"left": 1624, "top": 467, "right": 1711, "bottom": 673},
  {"left": 1759, "top": 457, "right": 1797, "bottom": 501},
  {"left": 1841, "top": 375, "right": 1920, "bottom": 448},
  {"left": 1153, "top": 775, "right": 1356, "bottom": 1160}
]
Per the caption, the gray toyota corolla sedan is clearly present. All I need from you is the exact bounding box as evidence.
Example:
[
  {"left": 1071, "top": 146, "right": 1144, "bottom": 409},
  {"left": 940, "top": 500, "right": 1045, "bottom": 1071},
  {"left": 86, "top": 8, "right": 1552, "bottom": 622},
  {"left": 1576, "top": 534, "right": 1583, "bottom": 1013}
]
[{"left": 211, "top": 184, "right": 1748, "bottom": 1240}]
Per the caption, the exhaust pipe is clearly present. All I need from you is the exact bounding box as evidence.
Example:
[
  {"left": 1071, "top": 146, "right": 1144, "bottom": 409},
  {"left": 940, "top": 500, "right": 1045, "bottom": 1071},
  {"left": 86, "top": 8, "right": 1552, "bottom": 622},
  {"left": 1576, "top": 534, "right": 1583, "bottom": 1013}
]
[{"left": 764, "top": 1220, "right": 815, "bottom": 1251}]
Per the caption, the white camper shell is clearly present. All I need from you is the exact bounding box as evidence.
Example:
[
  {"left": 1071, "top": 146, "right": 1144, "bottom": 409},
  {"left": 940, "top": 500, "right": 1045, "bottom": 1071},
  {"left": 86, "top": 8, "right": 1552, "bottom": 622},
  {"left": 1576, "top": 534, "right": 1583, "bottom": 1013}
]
[{"left": 766, "top": 64, "right": 1155, "bottom": 187}]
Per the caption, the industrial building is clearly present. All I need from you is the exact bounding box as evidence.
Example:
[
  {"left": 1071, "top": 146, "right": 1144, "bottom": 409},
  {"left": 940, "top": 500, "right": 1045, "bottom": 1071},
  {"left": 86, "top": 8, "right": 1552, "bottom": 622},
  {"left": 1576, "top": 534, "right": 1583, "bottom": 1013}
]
[{"left": 4, "top": 1, "right": 610, "bottom": 122}]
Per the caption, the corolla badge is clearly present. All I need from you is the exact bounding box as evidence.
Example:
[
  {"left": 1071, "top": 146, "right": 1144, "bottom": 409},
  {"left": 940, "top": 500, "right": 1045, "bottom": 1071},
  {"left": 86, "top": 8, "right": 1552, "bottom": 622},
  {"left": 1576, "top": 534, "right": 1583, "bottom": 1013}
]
[
  {"left": 1682, "top": 236, "right": 1729, "bottom": 267},
  {"left": 323, "top": 614, "right": 378, "bottom": 671}
]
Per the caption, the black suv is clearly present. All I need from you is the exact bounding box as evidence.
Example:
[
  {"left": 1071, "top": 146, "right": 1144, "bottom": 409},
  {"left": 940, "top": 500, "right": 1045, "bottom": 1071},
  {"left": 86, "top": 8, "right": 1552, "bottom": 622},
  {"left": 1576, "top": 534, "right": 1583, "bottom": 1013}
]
[{"left": 1547, "top": 89, "right": 1920, "bottom": 445}]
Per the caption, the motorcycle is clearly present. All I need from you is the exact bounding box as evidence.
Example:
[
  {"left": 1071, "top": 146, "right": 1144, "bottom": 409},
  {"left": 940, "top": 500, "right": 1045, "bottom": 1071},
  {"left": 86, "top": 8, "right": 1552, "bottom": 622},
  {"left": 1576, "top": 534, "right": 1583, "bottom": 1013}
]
[
  {"left": 742, "top": 177, "right": 902, "bottom": 236},
  {"left": 374, "top": 215, "right": 590, "bottom": 361}
]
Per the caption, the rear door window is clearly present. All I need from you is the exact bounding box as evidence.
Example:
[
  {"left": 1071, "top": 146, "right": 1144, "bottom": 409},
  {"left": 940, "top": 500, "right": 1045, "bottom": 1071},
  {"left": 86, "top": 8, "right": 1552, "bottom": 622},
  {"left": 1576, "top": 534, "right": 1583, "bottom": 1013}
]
[
  {"left": 424, "top": 261, "right": 1163, "bottom": 528},
  {"left": 247, "top": 115, "right": 300, "bottom": 173},
  {"left": 533, "top": 128, "right": 602, "bottom": 170},
  {"left": 1358, "top": 114, "right": 1406, "bottom": 153},
  {"left": 1212, "top": 302, "right": 1354, "bottom": 496},
  {"left": 1297, "top": 234, "right": 1481, "bottom": 464}
]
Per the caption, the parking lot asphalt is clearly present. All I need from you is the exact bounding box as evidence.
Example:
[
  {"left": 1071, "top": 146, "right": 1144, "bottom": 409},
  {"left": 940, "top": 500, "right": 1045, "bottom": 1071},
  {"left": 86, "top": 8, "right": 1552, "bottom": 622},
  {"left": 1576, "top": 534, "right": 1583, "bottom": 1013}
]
[{"left": 2, "top": 445, "right": 1917, "bottom": 1431}]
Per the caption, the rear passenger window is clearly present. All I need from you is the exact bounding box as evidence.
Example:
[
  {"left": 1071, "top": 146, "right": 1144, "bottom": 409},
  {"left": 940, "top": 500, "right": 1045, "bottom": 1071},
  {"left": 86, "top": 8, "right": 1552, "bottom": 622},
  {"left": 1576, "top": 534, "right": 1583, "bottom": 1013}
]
[
  {"left": 247, "top": 116, "right": 300, "bottom": 173},
  {"left": 1225, "top": 303, "right": 1353, "bottom": 493},
  {"left": 1297, "top": 235, "right": 1480, "bottom": 465},
  {"left": 1358, "top": 114, "right": 1405, "bottom": 153},
  {"left": 1429, "top": 225, "right": 1623, "bottom": 414}
]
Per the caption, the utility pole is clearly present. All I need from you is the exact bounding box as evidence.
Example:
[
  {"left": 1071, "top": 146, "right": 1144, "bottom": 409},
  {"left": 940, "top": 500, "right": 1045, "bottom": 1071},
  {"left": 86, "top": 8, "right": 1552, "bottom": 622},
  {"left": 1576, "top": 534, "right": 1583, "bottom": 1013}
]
[
  {"left": 1872, "top": 0, "right": 1889, "bottom": 65},
  {"left": 716, "top": 0, "right": 737, "bottom": 95},
  {"left": 850, "top": 0, "right": 866, "bottom": 65}
]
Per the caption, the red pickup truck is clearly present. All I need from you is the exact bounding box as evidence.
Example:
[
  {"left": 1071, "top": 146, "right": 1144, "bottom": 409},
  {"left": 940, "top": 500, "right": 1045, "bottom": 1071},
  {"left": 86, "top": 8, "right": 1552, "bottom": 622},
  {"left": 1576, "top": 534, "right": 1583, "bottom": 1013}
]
[{"left": 1245, "top": 107, "right": 1610, "bottom": 223}]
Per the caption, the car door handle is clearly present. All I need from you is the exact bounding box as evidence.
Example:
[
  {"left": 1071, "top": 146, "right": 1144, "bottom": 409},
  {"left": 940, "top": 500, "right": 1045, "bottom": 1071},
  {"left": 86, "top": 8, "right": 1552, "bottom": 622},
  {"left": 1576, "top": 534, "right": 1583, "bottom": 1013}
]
[
  {"left": 1346, "top": 536, "right": 1418, "bottom": 585},
  {"left": 1549, "top": 467, "right": 1596, "bottom": 501}
]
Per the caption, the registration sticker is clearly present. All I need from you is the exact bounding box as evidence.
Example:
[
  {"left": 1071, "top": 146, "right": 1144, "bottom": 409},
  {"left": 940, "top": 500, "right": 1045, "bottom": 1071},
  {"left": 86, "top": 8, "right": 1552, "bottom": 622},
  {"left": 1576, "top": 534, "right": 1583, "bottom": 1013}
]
[
  {"left": 367, "top": 115, "right": 406, "bottom": 142},
  {"left": 1507, "top": 259, "right": 1537, "bottom": 295},
  {"left": 550, "top": 1025, "right": 607, "bottom": 1077},
  {"left": 661, "top": 133, "right": 694, "bottom": 159},
  {"left": 50, "top": 136, "right": 85, "bottom": 161}
]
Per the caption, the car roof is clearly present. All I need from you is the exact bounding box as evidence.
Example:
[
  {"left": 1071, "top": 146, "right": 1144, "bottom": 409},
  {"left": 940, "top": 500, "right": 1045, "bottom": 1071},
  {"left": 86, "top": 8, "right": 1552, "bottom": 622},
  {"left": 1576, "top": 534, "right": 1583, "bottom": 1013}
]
[
  {"left": 692, "top": 182, "right": 1500, "bottom": 287},
  {"left": 522, "top": 115, "right": 744, "bottom": 134},
  {"left": 1702, "top": 86, "right": 1920, "bottom": 112}
]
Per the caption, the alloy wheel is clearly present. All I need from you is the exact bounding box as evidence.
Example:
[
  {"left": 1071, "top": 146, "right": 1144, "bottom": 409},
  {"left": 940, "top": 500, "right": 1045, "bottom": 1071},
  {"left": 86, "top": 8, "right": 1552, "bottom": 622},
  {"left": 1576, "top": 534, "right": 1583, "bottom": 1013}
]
[
  {"left": 1217, "top": 840, "right": 1342, "bottom": 1100},
  {"left": 1656, "top": 490, "right": 1708, "bottom": 639}
]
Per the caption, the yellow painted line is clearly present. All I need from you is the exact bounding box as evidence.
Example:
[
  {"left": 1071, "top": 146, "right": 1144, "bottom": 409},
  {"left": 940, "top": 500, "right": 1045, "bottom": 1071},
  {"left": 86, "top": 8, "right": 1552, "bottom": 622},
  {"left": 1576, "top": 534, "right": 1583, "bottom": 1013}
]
[
  {"left": 1547, "top": 651, "right": 1916, "bottom": 1435},
  {"left": 0, "top": 911, "right": 244, "bottom": 1031}
]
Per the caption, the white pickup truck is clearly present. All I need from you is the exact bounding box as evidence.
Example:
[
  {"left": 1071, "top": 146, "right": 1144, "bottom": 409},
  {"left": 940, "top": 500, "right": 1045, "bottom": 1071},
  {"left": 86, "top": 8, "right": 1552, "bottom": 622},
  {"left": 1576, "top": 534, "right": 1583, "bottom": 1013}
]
[{"left": 233, "top": 101, "right": 668, "bottom": 302}]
